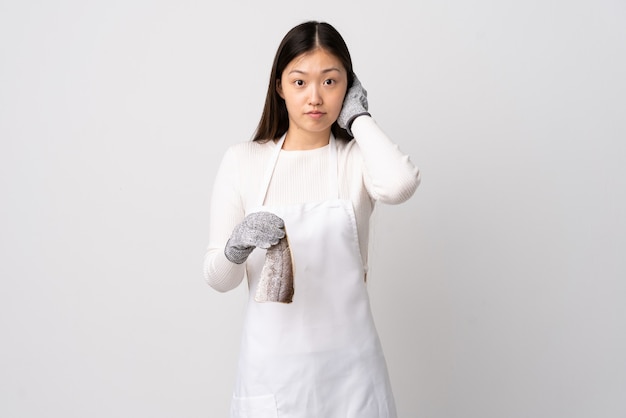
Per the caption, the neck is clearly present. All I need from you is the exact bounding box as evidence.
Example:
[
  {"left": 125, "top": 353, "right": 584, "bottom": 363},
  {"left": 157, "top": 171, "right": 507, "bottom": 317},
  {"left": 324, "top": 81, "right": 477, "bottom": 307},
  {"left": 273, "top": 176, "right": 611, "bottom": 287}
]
[{"left": 282, "top": 128, "right": 331, "bottom": 150}]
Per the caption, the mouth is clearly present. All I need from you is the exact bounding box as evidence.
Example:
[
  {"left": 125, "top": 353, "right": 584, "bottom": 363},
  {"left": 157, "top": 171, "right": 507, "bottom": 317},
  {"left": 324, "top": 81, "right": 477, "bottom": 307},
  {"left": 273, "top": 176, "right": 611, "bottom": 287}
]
[{"left": 306, "top": 111, "right": 325, "bottom": 119}]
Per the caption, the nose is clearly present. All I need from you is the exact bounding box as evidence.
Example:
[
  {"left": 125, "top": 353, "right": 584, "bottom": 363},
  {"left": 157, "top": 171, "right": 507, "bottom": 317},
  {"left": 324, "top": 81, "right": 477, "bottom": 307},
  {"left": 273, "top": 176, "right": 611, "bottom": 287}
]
[{"left": 308, "top": 85, "right": 322, "bottom": 106}]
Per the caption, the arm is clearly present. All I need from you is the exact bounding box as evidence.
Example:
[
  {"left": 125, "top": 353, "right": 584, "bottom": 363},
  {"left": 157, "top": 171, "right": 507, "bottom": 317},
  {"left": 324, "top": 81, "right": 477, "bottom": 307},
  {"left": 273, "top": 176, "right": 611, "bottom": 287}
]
[
  {"left": 203, "top": 147, "right": 247, "bottom": 292},
  {"left": 203, "top": 145, "right": 285, "bottom": 292},
  {"left": 338, "top": 76, "right": 421, "bottom": 204},
  {"left": 351, "top": 115, "right": 420, "bottom": 204}
]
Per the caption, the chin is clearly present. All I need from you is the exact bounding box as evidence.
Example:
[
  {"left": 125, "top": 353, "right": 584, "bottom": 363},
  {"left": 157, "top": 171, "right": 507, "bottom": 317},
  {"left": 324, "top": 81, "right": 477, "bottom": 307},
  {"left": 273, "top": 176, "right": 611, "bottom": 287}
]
[{"left": 297, "top": 123, "right": 332, "bottom": 134}]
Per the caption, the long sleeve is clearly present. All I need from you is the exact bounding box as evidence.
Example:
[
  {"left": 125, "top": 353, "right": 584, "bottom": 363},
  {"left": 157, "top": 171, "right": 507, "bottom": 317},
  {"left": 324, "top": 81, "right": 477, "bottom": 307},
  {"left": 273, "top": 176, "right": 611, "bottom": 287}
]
[
  {"left": 350, "top": 115, "right": 420, "bottom": 204},
  {"left": 203, "top": 146, "right": 247, "bottom": 292}
]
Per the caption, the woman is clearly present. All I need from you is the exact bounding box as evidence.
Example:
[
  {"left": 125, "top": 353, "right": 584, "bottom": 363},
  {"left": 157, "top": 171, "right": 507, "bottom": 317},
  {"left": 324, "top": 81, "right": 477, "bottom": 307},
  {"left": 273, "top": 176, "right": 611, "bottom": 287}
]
[{"left": 204, "top": 21, "right": 420, "bottom": 418}]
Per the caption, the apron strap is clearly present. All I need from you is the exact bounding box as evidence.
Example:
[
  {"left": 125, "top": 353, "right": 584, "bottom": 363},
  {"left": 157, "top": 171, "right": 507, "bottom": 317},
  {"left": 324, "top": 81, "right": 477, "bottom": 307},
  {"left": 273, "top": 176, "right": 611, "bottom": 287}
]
[
  {"left": 328, "top": 135, "right": 339, "bottom": 200},
  {"left": 256, "top": 134, "right": 338, "bottom": 207}
]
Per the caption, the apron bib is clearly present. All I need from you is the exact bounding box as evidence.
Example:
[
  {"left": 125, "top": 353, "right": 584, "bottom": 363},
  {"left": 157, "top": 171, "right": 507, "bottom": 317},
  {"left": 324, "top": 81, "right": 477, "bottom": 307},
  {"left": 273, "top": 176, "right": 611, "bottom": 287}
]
[{"left": 231, "top": 135, "right": 397, "bottom": 418}]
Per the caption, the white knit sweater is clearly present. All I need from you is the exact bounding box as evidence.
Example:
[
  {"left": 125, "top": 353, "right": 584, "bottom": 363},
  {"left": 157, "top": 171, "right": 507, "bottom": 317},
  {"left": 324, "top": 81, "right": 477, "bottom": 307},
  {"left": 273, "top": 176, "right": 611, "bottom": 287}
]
[{"left": 203, "top": 116, "right": 420, "bottom": 292}]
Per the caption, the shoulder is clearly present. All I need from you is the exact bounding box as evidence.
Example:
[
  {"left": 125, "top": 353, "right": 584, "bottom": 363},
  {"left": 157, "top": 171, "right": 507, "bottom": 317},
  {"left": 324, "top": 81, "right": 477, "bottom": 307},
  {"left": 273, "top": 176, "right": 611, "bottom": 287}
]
[
  {"left": 226, "top": 139, "right": 276, "bottom": 154},
  {"left": 222, "top": 139, "right": 276, "bottom": 162}
]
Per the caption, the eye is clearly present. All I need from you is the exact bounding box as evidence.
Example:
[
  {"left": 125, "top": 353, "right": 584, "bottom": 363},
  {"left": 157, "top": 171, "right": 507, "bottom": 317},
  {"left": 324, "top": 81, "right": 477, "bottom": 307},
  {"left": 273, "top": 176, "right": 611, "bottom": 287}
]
[
  {"left": 294, "top": 80, "right": 304, "bottom": 87},
  {"left": 323, "top": 79, "right": 335, "bottom": 86}
]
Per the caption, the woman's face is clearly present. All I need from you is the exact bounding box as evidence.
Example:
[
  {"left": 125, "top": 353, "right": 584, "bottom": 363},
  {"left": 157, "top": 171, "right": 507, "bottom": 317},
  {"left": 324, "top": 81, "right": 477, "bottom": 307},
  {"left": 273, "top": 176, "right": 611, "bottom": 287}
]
[{"left": 277, "top": 48, "right": 348, "bottom": 137}]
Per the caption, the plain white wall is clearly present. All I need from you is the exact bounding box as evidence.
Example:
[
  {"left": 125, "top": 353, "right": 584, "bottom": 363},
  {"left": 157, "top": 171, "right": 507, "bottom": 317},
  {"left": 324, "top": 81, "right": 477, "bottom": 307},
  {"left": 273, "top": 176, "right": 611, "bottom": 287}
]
[{"left": 1, "top": 1, "right": 625, "bottom": 417}]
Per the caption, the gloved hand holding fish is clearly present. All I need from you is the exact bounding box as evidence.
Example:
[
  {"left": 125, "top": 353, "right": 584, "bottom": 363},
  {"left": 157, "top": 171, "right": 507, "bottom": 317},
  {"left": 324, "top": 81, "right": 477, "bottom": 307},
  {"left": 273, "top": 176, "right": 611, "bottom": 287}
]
[
  {"left": 224, "top": 211, "right": 286, "bottom": 264},
  {"left": 224, "top": 211, "right": 295, "bottom": 303}
]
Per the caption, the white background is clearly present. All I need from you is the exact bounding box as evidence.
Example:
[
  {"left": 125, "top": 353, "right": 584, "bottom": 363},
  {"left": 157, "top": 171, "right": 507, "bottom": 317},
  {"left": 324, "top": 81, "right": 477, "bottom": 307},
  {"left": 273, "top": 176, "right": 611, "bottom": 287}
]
[{"left": 1, "top": 1, "right": 625, "bottom": 417}]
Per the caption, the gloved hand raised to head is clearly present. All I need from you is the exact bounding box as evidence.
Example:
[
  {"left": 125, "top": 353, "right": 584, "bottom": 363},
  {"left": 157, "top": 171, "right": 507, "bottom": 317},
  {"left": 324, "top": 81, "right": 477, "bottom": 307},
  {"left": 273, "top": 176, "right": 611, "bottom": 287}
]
[
  {"left": 337, "top": 74, "right": 371, "bottom": 137},
  {"left": 224, "top": 211, "right": 286, "bottom": 264}
]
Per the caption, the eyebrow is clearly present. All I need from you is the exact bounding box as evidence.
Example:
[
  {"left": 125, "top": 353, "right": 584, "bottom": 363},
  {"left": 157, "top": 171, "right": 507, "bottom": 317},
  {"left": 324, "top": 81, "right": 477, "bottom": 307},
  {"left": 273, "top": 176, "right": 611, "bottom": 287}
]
[{"left": 288, "top": 67, "right": 342, "bottom": 75}]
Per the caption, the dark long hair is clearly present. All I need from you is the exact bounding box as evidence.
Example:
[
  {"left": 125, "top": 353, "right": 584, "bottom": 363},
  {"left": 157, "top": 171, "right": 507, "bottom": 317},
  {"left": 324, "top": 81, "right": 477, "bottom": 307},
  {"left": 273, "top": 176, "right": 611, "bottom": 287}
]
[{"left": 252, "top": 21, "right": 355, "bottom": 142}]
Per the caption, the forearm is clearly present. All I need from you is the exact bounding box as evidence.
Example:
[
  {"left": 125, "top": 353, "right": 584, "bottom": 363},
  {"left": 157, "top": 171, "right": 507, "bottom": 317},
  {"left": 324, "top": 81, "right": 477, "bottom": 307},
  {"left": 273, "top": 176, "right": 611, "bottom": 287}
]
[
  {"left": 203, "top": 248, "right": 246, "bottom": 292},
  {"left": 203, "top": 145, "right": 247, "bottom": 292},
  {"left": 351, "top": 115, "right": 420, "bottom": 204},
  {"left": 204, "top": 205, "right": 247, "bottom": 292}
]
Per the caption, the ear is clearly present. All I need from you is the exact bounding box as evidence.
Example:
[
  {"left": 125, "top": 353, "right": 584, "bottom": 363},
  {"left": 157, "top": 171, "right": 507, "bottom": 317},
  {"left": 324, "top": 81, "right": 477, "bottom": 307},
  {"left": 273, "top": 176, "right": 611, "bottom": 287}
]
[{"left": 276, "top": 79, "right": 284, "bottom": 99}]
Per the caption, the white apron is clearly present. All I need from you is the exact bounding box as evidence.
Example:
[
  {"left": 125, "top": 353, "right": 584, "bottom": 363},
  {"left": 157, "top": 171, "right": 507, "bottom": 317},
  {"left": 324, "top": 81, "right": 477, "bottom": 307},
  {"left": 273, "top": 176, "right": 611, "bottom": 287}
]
[{"left": 231, "top": 135, "right": 397, "bottom": 418}]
